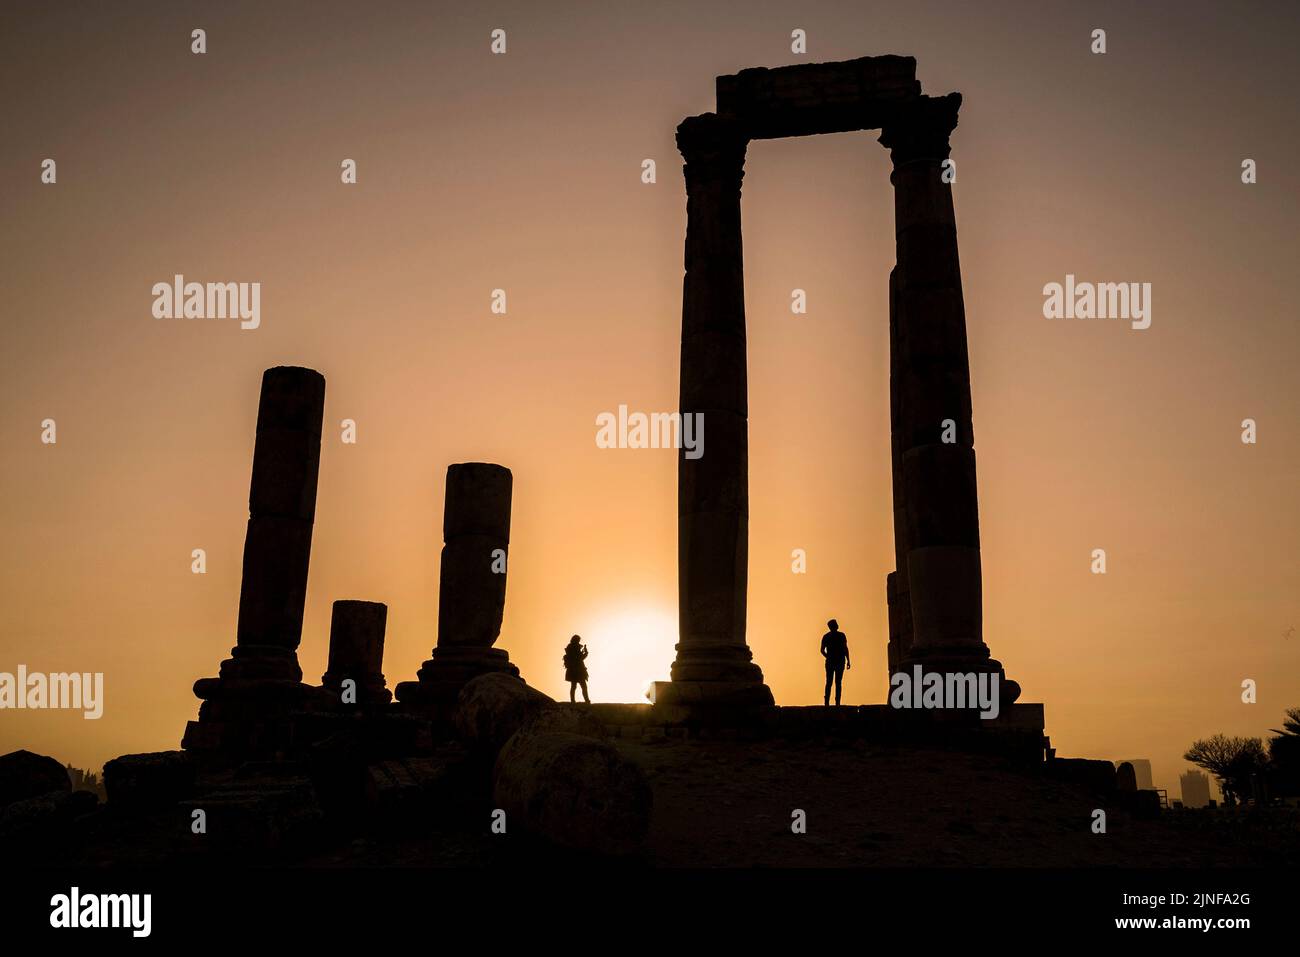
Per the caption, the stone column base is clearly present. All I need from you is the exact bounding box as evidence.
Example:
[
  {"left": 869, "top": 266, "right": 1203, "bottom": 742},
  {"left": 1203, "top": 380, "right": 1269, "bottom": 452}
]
[
  {"left": 394, "top": 646, "right": 520, "bottom": 716},
  {"left": 320, "top": 671, "right": 392, "bottom": 708},
  {"left": 183, "top": 652, "right": 338, "bottom": 761},
  {"left": 649, "top": 680, "right": 774, "bottom": 708},
  {"left": 648, "top": 679, "right": 775, "bottom": 728},
  {"left": 668, "top": 640, "right": 767, "bottom": 684}
]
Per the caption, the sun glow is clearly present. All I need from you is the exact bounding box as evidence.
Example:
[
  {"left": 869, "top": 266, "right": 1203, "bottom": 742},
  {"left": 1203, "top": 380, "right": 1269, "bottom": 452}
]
[{"left": 579, "top": 604, "right": 677, "bottom": 703}]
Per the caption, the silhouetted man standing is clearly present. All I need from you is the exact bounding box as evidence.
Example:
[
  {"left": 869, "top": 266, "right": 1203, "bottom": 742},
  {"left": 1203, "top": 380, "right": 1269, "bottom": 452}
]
[{"left": 821, "top": 619, "right": 850, "bottom": 706}]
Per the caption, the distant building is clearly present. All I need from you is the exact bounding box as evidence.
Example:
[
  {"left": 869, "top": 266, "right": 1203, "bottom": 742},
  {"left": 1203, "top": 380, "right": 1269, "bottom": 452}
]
[
  {"left": 1180, "top": 770, "right": 1211, "bottom": 809},
  {"left": 1115, "top": 759, "right": 1154, "bottom": 790}
]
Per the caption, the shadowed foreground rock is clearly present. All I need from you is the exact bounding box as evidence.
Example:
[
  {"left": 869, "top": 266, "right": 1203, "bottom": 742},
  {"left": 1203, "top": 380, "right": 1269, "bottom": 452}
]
[
  {"left": 0, "top": 789, "right": 97, "bottom": 847},
  {"left": 493, "top": 729, "right": 652, "bottom": 856},
  {"left": 176, "top": 772, "right": 325, "bottom": 856},
  {"left": 1046, "top": 757, "right": 1118, "bottom": 794},
  {"left": 0, "top": 749, "right": 70, "bottom": 808},
  {"left": 453, "top": 673, "right": 553, "bottom": 754},
  {"left": 103, "top": 751, "right": 196, "bottom": 810},
  {"left": 365, "top": 753, "right": 472, "bottom": 823},
  {"left": 454, "top": 673, "right": 606, "bottom": 755}
]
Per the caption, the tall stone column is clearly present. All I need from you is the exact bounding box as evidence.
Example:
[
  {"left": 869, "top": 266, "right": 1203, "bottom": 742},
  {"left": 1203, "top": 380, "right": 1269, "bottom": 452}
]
[
  {"left": 879, "top": 94, "right": 1019, "bottom": 702},
  {"left": 654, "top": 113, "right": 772, "bottom": 711},
  {"left": 395, "top": 463, "right": 519, "bottom": 714},
  {"left": 185, "top": 366, "right": 332, "bottom": 754},
  {"left": 322, "top": 600, "right": 391, "bottom": 707},
  {"left": 886, "top": 266, "right": 913, "bottom": 680}
]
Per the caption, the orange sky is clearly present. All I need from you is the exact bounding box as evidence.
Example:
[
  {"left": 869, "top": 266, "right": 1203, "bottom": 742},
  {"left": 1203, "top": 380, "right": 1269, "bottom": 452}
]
[{"left": 2, "top": 0, "right": 1297, "bottom": 800}]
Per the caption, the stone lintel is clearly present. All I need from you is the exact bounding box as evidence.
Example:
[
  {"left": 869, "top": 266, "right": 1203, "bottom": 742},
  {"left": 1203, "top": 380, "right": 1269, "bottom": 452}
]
[{"left": 716, "top": 55, "right": 922, "bottom": 139}]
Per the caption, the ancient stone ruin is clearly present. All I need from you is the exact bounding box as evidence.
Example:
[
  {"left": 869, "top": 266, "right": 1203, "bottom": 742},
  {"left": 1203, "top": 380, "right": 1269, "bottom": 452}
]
[
  {"left": 653, "top": 54, "right": 1021, "bottom": 713},
  {"left": 8, "top": 56, "right": 1058, "bottom": 865}
]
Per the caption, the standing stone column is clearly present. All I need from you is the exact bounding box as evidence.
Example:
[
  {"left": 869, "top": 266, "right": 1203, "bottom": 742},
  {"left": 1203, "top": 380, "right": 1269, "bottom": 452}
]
[
  {"left": 395, "top": 463, "right": 519, "bottom": 714},
  {"left": 886, "top": 266, "right": 914, "bottom": 680},
  {"left": 653, "top": 113, "right": 772, "bottom": 712},
  {"left": 185, "top": 366, "right": 332, "bottom": 754},
  {"left": 322, "top": 600, "right": 391, "bottom": 707},
  {"left": 879, "top": 94, "right": 1018, "bottom": 702}
]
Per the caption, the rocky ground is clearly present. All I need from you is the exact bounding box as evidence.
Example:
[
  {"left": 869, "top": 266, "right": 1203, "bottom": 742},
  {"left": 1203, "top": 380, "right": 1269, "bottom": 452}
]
[
  {"left": 10, "top": 720, "right": 1296, "bottom": 869},
  {"left": 290, "top": 740, "right": 1297, "bottom": 868}
]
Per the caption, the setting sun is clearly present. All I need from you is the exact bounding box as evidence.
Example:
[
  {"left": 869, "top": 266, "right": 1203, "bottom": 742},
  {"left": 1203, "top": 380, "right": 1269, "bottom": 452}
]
[{"left": 578, "top": 605, "right": 677, "bottom": 703}]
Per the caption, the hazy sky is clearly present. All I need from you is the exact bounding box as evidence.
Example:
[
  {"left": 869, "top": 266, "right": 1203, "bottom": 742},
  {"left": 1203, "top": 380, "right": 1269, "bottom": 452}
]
[{"left": 2, "top": 0, "right": 1297, "bottom": 799}]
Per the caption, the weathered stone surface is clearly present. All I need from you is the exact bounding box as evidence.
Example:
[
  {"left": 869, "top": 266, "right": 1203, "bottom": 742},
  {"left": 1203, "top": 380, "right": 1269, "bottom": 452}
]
[
  {"left": 525, "top": 705, "right": 606, "bottom": 739},
  {"left": 679, "top": 329, "right": 748, "bottom": 415},
  {"left": 716, "top": 55, "right": 921, "bottom": 139},
  {"left": 899, "top": 446, "right": 980, "bottom": 549},
  {"left": 650, "top": 678, "right": 773, "bottom": 708},
  {"left": 677, "top": 411, "right": 747, "bottom": 514},
  {"left": 1047, "top": 758, "right": 1117, "bottom": 794},
  {"left": 437, "top": 536, "right": 508, "bottom": 645},
  {"left": 365, "top": 752, "right": 469, "bottom": 820},
  {"left": 453, "top": 673, "right": 553, "bottom": 754},
  {"left": 906, "top": 545, "right": 983, "bottom": 651},
  {"left": 177, "top": 774, "right": 324, "bottom": 855},
  {"left": 443, "top": 463, "right": 512, "bottom": 542},
  {"left": 103, "top": 751, "right": 196, "bottom": 810},
  {"left": 886, "top": 570, "right": 913, "bottom": 674},
  {"left": 0, "top": 750, "right": 70, "bottom": 809},
  {"left": 493, "top": 730, "right": 652, "bottom": 856},
  {"left": 0, "top": 788, "right": 98, "bottom": 845}
]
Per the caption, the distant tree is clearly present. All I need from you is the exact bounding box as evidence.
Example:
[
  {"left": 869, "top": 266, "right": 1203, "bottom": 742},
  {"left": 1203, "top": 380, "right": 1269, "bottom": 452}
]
[
  {"left": 1183, "top": 735, "right": 1268, "bottom": 803},
  {"left": 1268, "top": 707, "right": 1300, "bottom": 797}
]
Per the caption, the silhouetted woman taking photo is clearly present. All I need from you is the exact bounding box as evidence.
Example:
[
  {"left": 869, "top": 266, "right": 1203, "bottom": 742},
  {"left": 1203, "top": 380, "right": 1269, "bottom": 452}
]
[{"left": 564, "top": 634, "right": 589, "bottom": 703}]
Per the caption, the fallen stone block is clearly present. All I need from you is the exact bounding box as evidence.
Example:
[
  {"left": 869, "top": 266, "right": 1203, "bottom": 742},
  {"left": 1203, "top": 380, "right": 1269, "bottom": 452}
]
[
  {"left": 493, "top": 729, "right": 651, "bottom": 856},
  {"left": 454, "top": 673, "right": 553, "bottom": 754},
  {"left": 103, "top": 751, "right": 196, "bottom": 810},
  {"left": 1046, "top": 757, "right": 1117, "bottom": 794}
]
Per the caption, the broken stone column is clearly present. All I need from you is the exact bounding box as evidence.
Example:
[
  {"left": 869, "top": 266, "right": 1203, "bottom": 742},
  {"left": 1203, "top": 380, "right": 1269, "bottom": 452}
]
[
  {"left": 879, "top": 95, "right": 1018, "bottom": 702},
  {"left": 321, "top": 600, "right": 391, "bottom": 707},
  {"left": 184, "top": 366, "right": 334, "bottom": 756},
  {"left": 395, "top": 463, "right": 519, "bottom": 714},
  {"left": 653, "top": 112, "right": 773, "bottom": 713}
]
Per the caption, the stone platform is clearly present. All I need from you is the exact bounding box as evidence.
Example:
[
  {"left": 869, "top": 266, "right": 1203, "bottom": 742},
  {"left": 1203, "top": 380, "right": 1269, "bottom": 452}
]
[{"left": 566, "top": 702, "right": 1048, "bottom": 763}]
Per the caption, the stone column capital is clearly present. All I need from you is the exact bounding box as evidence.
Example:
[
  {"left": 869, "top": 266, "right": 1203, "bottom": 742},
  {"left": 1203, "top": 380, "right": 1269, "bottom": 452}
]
[
  {"left": 879, "top": 93, "right": 962, "bottom": 166},
  {"left": 676, "top": 113, "right": 748, "bottom": 189}
]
